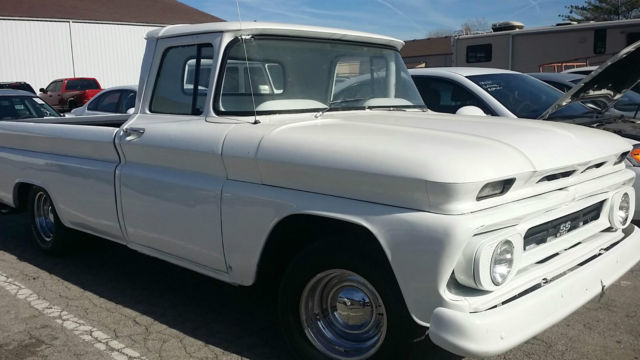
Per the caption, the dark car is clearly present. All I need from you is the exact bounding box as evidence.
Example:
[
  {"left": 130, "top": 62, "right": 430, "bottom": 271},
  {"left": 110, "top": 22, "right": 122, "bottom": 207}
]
[
  {"left": 0, "top": 89, "right": 62, "bottom": 120},
  {"left": 39, "top": 77, "right": 102, "bottom": 112},
  {"left": 529, "top": 72, "right": 640, "bottom": 119},
  {"left": 0, "top": 82, "right": 36, "bottom": 94}
]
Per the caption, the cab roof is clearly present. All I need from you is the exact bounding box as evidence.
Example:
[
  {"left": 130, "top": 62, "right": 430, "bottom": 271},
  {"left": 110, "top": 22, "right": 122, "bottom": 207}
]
[
  {"left": 146, "top": 21, "right": 404, "bottom": 50},
  {"left": 409, "top": 67, "right": 518, "bottom": 77}
]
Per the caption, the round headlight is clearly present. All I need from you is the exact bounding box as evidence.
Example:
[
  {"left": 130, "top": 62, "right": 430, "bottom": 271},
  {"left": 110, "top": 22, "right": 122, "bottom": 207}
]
[
  {"left": 490, "top": 240, "right": 514, "bottom": 286},
  {"left": 617, "top": 193, "right": 631, "bottom": 226}
]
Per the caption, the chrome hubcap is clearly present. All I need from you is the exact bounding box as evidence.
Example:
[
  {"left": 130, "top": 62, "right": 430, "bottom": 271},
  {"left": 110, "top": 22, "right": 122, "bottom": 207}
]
[
  {"left": 300, "top": 269, "right": 387, "bottom": 360},
  {"left": 34, "top": 192, "right": 55, "bottom": 241}
]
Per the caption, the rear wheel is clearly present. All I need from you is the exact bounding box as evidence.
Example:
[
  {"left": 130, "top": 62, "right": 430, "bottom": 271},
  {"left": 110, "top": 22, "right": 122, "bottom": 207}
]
[
  {"left": 278, "top": 237, "right": 424, "bottom": 359},
  {"left": 28, "top": 187, "right": 71, "bottom": 254}
]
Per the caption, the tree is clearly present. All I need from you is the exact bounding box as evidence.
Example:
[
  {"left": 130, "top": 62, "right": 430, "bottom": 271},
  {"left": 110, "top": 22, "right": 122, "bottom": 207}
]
[
  {"left": 561, "top": 0, "right": 640, "bottom": 21},
  {"left": 426, "top": 29, "right": 455, "bottom": 38},
  {"left": 460, "top": 18, "right": 492, "bottom": 35},
  {"left": 425, "top": 18, "right": 491, "bottom": 38}
]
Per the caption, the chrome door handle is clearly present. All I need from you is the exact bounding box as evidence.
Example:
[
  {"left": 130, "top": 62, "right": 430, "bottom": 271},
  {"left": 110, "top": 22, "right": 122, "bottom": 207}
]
[{"left": 123, "top": 127, "right": 145, "bottom": 140}]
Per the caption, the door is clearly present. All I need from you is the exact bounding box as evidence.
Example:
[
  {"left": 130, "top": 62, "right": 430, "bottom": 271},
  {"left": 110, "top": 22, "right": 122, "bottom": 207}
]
[
  {"left": 116, "top": 36, "right": 231, "bottom": 272},
  {"left": 42, "top": 81, "right": 63, "bottom": 110}
]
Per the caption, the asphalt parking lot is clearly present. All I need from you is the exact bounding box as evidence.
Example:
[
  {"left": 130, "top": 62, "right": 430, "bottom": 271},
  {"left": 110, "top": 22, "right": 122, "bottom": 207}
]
[{"left": 0, "top": 211, "right": 638, "bottom": 360}]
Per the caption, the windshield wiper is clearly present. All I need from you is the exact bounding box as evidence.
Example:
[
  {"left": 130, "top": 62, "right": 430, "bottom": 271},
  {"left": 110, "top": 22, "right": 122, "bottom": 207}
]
[
  {"left": 315, "top": 98, "right": 371, "bottom": 118},
  {"left": 315, "top": 98, "right": 427, "bottom": 118},
  {"left": 369, "top": 105, "right": 428, "bottom": 112}
]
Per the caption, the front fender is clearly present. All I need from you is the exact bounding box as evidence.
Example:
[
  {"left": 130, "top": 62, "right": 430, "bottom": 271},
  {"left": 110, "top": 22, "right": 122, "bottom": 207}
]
[{"left": 220, "top": 180, "right": 467, "bottom": 325}]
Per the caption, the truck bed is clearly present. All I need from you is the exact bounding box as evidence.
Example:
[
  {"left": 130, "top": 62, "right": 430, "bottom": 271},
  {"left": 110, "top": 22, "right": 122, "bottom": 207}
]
[{"left": 0, "top": 116, "right": 125, "bottom": 242}]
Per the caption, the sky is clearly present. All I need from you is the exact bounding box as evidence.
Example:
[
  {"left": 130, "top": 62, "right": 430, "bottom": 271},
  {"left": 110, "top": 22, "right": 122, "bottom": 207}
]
[{"left": 180, "top": 0, "right": 579, "bottom": 40}]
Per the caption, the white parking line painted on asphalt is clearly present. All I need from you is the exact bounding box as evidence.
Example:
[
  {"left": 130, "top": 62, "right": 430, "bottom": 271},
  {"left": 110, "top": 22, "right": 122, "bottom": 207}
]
[{"left": 0, "top": 270, "right": 146, "bottom": 360}]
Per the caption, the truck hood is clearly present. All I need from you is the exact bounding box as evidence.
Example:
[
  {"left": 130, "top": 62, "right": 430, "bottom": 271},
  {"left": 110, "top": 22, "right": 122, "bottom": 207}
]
[
  {"left": 223, "top": 111, "right": 630, "bottom": 213},
  {"left": 540, "top": 40, "right": 640, "bottom": 120}
]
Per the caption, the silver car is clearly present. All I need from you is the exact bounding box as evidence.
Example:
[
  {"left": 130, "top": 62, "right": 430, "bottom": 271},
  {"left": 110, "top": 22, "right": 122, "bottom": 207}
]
[{"left": 69, "top": 85, "right": 136, "bottom": 116}]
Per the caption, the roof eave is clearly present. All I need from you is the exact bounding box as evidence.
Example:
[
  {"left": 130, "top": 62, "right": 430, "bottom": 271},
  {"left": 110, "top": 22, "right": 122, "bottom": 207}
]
[{"left": 146, "top": 22, "right": 404, "bottom": 50}]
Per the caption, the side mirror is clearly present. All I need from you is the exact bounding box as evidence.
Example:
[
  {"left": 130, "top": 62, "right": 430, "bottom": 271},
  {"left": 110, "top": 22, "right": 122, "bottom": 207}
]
[
  {"left": 126, "top": 108, "right": 135, "bottom": 114},
  {"left": 456, "top": 106, "right": 486, "bottom": 116},
  {"left": 39, "top": 88, "right": 46, "bottom": 94}
]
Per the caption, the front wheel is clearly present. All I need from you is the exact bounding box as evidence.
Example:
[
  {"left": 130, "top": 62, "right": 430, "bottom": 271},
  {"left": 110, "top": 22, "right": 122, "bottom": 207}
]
[
  {"left": 278, "top": 239, "right": 425, "bottom": 359},
  {"left": 67, "top": 100, "right": 78, "bottom": 111},
  {"left": 28, "top": 187, "right": 71, "bottom": 254}
]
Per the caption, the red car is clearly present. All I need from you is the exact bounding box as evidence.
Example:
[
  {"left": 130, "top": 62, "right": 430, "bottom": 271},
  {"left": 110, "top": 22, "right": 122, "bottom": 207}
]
[{"left": 39, "top": 78, "right": 102, "bottom": 112}]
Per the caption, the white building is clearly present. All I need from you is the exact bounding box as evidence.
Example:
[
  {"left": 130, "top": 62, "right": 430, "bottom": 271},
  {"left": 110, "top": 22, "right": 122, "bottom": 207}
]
[{"left": 0, "top": 0, "right": 222, "bottom": 90}]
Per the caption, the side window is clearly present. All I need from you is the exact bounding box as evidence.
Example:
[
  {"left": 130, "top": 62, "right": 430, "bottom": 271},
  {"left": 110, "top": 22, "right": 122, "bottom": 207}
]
[
  {"left": 47, "top": 81, "right": 62, "bottom": 92},
  {"left": 150, "top": 43, "right": 213, "bottom": 115},
  {"left": 221, "top": 61, "right": 284, "bottom": 95},
  {"left": 87, "top": 93, "right": 105, "bottom": 110},
  {"left": 222, "top": 66, "right": 240, "bottom": 93},
  {"left": 412, "top": 76, "right": 491, "bottom": 114},
  {"left": 594, "top": 29, "right": 607, "bottom": 54},
  {"left": 466, "top": 44, "right": 492, "bottom": 63},
  {"left": 265, "top": 63, "right": 284, "bottom": 93},
  {"left": 95, "top": 91, "right": 121, "bottom": 112},
  {"left": 119, "top": 90, "right": 136, "bottom": 113}
]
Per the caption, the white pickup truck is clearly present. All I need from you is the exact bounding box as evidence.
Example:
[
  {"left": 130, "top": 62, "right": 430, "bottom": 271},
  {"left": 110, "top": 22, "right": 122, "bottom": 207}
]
[{"left": 1, "top": 22, "right": 639, "bottom": 359}]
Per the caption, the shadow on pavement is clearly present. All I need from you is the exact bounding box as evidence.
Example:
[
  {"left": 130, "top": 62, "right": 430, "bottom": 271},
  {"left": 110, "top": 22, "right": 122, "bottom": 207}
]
[{"left": 0, "top": 212, "right": 460, "bottom": 360}]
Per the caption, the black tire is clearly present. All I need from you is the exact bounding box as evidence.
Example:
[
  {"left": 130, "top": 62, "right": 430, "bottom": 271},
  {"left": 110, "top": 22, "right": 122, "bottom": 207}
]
[
  {"left": 278, "top": 236, "right": 425, "bottom": 360},
  {"left": 67, "top": 100, "right": 77, "bottom": 111},
  {"left": 27, "top": 186, "right": 72, "bottom": 254}
]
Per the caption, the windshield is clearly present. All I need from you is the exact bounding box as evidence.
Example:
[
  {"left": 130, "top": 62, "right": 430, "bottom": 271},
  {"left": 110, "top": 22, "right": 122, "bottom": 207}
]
[
  {"left": 468, "top": 73, "right": 593, "bottom": 119},
  {"left": 0, "top": 96, "right": 60, "bottom": 120},
  {"left": 216, "top": 37, "right": 424, "bottom": 115}
]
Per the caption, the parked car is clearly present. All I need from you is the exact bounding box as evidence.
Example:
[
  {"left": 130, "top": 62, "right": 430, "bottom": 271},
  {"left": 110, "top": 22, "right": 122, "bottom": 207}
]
[
  {"left": 0, "top": 22, "right": 639, "bottom": 360},
  {"left": 529, "top": 72, "right": 640, "bottom": 119},
  {"left": 69, "top": 85, "right": 136, "bottom": 116},
  {"left": 409, "top": 67, "right": 597, "bottom": 119},
  {"left": 0, "top": 81, "right": 36, "bottom": 94},
  {"left": 39, "top": 78, "right": 102, "bottom": 112},
  {"left": 0, "top": 89, "right": 61, "bottom": 120}
]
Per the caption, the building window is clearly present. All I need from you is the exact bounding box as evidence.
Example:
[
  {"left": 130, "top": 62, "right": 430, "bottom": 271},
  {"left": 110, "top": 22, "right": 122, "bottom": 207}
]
[
  {"left": 466, "top": 44, "right": 492, "bottom": 63},
  {"left": 628, "top": 32, "right": 640, "bottom": 46},
  {"left": 594, "top": 29, "right": 607, "bottom": 54}
]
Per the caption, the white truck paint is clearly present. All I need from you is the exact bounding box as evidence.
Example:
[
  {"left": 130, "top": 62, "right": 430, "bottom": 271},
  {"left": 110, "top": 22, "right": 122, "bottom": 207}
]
[{"left": 0, "top": 22, "right": 639, "bottom": 359}]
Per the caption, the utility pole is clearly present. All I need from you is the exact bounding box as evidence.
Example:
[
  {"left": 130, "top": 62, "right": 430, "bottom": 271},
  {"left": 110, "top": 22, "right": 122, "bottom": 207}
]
[{"left": 618, "top": 0, "right": 622, "bottom": 20}]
